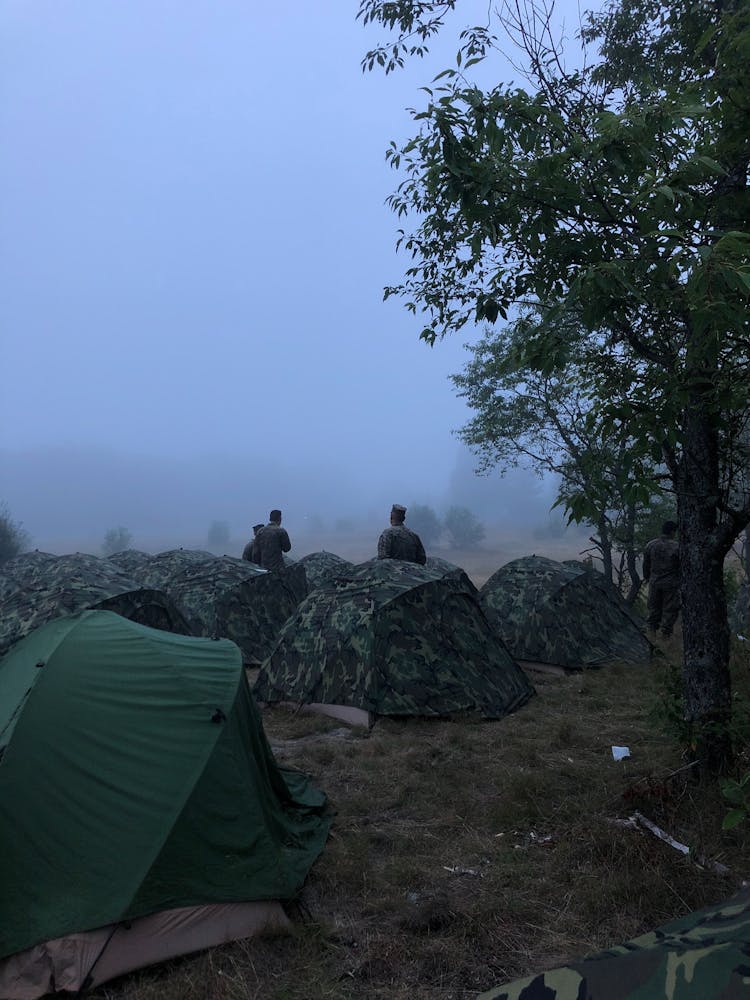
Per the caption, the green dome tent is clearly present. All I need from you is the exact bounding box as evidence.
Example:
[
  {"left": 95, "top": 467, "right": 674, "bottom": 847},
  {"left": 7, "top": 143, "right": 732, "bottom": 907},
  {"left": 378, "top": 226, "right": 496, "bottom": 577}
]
[
  {"left": 0, "top": 552, "right": 193, "bottom": 658},
  {"left": 117, "top": 549, "right": 309, "bottom": 665},
  {"left": 255, "top": 558, "right": 534, "bottom": 725},
  {"left": 0, "top": 611, "right": 330, "bottom": 998},
  {"left": 479, "top": 886, "right": 750, "bottom": 1000},
  {"left": 479, "top": 555, "right": 651, "bottom": 671}
]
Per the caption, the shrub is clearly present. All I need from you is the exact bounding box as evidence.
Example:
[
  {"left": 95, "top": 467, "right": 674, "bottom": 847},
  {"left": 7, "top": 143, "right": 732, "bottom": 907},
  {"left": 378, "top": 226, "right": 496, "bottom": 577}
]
[
  {"left": 0, "top": 503, "right": 30, "bottom": 564},
  {"left": 443, "top": 506, "right": 485, "bottom": 548},
  {"left": 407, "top": 504, "right": 442, "bottom": 547}
]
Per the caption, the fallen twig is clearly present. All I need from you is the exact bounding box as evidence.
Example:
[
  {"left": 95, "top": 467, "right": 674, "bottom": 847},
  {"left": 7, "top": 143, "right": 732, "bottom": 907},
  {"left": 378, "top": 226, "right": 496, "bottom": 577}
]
[{"left": 608, "top": 812, "right": 736, "bottom": 879}]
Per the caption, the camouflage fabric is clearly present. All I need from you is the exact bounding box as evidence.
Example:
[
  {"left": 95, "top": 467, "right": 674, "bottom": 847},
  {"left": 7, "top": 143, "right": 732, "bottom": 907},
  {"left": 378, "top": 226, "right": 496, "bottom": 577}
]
[
  {"left": 425, "top": 555, "right": 465, "bottom": 578},
  {"left": 255, "top": 557, "right": 534, "bottom": 719},
  {"left": 561, "top": 559, "right": 590, "bottom": 573},
  {"left": 106, "top": 548, "right": 156, "bottom": 578},
  {"left": 122, "top": 549, "right": 308, "bottom": 664},
  {"left": 254, "top": 524, "right": 292, "bottom": 572},
  {"left": 647, "top": 581, "right": 681, "bottom": 635},
  {"left": 377, "top": 524, "right": 426, "bottom": 565},
  {"left": 297, "top": 551, "right": 354, "bottom": 591},
  {"left": 644, "top": 535, "right": 680, "bottom": 586},
  {"left": 479, "top": 886, "right": 750, "bottom": 1000},
  {"left": 479, "top": 555, "right": 650, "bottom": 670},
  {"left": 0, "top": 553, "right": 192, "bottom": 657}
]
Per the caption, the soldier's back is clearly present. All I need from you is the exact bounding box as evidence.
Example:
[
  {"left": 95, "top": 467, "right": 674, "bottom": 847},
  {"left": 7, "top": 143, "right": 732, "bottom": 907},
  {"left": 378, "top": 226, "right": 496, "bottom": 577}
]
[{"left": 646, "top": 536, "right": 679, "bottom": 583}]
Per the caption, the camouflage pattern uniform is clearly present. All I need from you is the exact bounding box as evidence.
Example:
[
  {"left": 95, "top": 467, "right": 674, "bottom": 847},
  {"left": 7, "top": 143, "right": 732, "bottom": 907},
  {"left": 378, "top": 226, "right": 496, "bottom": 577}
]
[
  {"left": 643, "top": 534, "right": 680, "bottom": 636},
  {"left": 254, "top": 523, "right": 292, "bottom": 572},
  {"left": 377, "top": 525, "right": 426, "bottom": 565},
  {"left": 241, "top": 525, "right": 265, "bottom": 565}
]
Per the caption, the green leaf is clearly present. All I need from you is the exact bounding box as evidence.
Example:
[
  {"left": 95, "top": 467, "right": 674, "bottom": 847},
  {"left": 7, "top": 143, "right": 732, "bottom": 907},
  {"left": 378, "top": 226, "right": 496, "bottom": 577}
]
[{"left": 722, "top": 809, "right": 746, "bottom": 831}]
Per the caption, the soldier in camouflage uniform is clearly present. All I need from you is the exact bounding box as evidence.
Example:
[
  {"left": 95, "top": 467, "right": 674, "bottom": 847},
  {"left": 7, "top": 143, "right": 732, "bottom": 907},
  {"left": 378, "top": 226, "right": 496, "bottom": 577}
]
[
  {"left": 253, "top": 510, "right": 291, "bottom": 572},
  {"left": 643, "top": 520, "right": 680, "bottom": 637},
  {"left": 377, "top": 504, "right": 426, "bottom": 565},
  {"left": 242, "top": 524, "right": 265, "bottom": 564}
]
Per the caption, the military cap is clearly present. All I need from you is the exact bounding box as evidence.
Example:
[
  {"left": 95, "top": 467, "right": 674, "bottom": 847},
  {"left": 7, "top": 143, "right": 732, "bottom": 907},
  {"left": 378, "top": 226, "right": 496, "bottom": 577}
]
[
  {"left": 392, "top": 504, "right": 407, "bottom": 514},
  {"left": 252, "top": 523, "right": 264, "bottom": 533}
]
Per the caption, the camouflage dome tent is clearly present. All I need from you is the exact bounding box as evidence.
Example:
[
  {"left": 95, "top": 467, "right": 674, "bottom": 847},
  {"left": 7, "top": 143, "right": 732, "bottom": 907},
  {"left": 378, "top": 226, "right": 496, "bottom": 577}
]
[
  {"left": 296, "top": 550, "right": 354, "bottom": 591},
  {"left": 0, "top": 610, "right": 331, "bottom": 998},
  {"left": 479, "top": 555, "right": 651, "bottom": 672},
  {"left": 0, "top": 551, "right": 192, "bottom": 658},
  {"left": 111, "top": 549, "right": 308, "bottom": 665},
  {"left": 479, "top": 885, "right": 750, "bottom": 999},
  {"left": 255, "top": 559, "right": 534, "bottom": 726}
]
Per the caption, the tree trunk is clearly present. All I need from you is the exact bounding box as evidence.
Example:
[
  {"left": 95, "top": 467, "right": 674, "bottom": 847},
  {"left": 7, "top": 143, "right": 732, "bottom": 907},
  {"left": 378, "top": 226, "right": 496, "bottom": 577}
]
[
  {"left": 622, "top": 500, "right": 642, "bottom": 605},
  {"left": 677, "top": 403, "right": 733, "bottom": 774},
  {"left": 597, "top": 515, "right": 613, "bottom": 586}
]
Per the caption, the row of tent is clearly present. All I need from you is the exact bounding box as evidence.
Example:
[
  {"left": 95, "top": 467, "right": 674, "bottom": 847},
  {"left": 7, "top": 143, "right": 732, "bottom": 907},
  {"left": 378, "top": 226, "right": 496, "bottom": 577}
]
[
  {"left": 0, "top": 548, "right": 653, "bottom": 694},
  {"left": 0, "top": 547, "right": 743, "bottom": 998},
  {"left": 2, "top": 598, "right": 746, "bottom": 1000},
  {"left": 0, "top": 547, "right": 650, "bottom": 996}
]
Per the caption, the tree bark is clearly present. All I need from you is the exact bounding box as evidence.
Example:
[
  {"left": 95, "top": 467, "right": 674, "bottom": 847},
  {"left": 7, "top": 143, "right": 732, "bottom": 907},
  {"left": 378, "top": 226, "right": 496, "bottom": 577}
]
[
  {"left": 597, "top": 514, "right": 613, "bottom": 585},
  {"left": 622, "top": 500, "right": 642, "bottom": 605},
  {"left": 677, "top": 401, "right": 733, "bottom": 774}
]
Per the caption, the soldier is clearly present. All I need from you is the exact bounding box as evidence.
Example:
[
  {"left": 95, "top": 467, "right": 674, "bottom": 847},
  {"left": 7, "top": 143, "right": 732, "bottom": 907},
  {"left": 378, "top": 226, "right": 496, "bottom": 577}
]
[
  {"left": 643, "top": 519, "right": 680, "bottom": 637},
  {"left": 253, "top": 510, "right": 291, "bottom": 572},
  {"left": 242, "top": 524, "right": 265, "bottom": 564},
  {"left": 377, "top": 504, "right": 427, "bottom": 565}
]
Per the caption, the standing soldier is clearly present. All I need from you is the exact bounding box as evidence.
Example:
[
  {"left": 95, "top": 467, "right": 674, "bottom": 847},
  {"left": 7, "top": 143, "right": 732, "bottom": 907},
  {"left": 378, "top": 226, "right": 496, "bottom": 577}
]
[
  {"left": 242, "top": 524, "right": 265, "bottom": 565},
  {"left": 253, "top": 510, "right": 292, "bottom": 572},
  {"left": 377, "top": 504, "right": 427, "bottom": 565},
  {"left": 643, "top": 520, "right": 680, "bottom": 637}
]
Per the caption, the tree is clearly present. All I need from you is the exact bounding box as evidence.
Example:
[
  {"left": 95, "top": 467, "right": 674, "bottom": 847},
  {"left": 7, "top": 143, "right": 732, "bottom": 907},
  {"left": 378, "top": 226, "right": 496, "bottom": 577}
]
[
  {"left": 408, "top": 503, "right": 443, "bottom": 546},
  {"left": 0, "top": 503, "right": 30, "bottom": 564},
  {"left": 207, "top": 520, "right": 231, "bottom": 550},
  {"left": 102, "top": 526, "right": 133, "bottom": 557},
  {"left": 360, "top": 0, "right": 750, "bottom": 771},
  {"left": 444, "top": 505, "right": 485, "bottom": 548},
  {"left": 452, "top": 310, "right": 662, "bottom": 599}
]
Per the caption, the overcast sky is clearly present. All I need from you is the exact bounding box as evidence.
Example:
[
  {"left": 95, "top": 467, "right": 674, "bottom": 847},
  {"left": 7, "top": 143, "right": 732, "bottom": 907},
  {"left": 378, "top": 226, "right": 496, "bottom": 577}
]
[{"left": 0, "top": 1, "right": 598, "bottom": 545}]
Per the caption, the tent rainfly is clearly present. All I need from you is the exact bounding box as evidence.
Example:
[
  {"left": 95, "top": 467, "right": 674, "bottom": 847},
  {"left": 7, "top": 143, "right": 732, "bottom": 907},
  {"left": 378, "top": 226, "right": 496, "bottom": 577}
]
[
  {"left": 297, "top": 551, "right": 354, "bottom": 591},
  {"left": 479, "top": 555, "right": 652, "bottom": 671},
  {"left": 255, "top": 558, "right": 534, "bottom": 725},
  {"left": 0, "top": 552, "right": 192, "bottom": 658},
  {"left": 113, "top": 548, "right": 309, "bottom": 665},
  {"left": 0, "top": 610, "right": 331, "bottom": 998}
]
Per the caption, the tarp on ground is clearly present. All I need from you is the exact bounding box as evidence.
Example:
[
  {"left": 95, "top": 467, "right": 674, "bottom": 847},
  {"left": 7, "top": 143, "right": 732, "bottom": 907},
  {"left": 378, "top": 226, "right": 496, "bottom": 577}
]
[
  {"left": 479, "top": 886, "right": 750, "bottom": 1000},
  {"left": 297, "top": 551, "right": 354, "bottom": 591},
  {"left": 0, "top": 552, "right": 192, "bottom": 658},
  {"left": 255, "top": 558, "right": 534, "bottom": 719},
  {"left": 121, "top": 549, "right": 308, "bottom": 665},
  {"left": 479, "top": 555, "right": 651, "bottom": 670},
  {"left": 0, "top": 610, "right": 331, "bottom": 992}
]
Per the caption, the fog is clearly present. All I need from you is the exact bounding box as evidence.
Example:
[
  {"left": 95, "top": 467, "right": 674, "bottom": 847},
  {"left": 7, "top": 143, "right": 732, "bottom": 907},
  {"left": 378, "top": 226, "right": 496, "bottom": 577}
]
[{"left": 0, "top": 2, "right": 596, "bottom": 560}]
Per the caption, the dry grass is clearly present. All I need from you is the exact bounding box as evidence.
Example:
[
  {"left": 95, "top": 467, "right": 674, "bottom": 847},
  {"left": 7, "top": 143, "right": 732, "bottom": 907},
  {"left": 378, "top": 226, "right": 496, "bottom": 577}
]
[{"left": 92, "top": 638, "right": 750, "bottom": 1000}]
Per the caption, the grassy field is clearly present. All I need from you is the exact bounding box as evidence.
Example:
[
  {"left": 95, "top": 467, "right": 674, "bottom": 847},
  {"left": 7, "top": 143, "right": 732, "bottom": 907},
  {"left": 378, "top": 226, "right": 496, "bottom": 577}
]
[{"left": 94, "top": 636, "right": 750, "bottom": 1000}]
